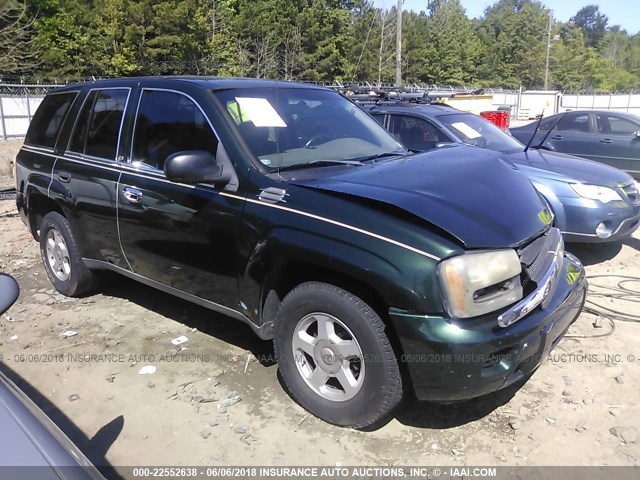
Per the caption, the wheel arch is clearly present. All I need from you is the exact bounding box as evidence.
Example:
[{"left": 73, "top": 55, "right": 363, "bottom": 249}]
[
  {"left": 241, "top": 227, "right": 436, "bottom": 333},
  {"left": 25, "top": 188, "right": 67, "bottom": 241}
]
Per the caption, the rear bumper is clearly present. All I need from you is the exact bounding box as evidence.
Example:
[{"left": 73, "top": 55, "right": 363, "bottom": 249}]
[{"left": 389, "top": 253, "right": 587, "bottom": 402}]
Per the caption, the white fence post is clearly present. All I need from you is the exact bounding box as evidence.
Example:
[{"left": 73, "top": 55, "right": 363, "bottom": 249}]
[{"left": 0, "top": 98, "right": 6, "bottom": 141}]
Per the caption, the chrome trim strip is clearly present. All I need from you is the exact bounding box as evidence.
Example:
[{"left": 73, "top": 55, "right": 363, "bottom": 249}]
[
  {"left": 115, "top": 89, "right": 132, "bottom": 160},
  {"left": 561, "top": 231, "right": 597, "bottom": 238},
  {"left": 499, "top": 233, "right": 564, "bottom": 328},
  {"left": 244, "top": 197, "right": 441, "bottom": 261},
  {"left": 21, "top": 144, "right": 55, "bottom": 154},
  {"left": 38, "top": 89, "right": 81, "bottom": 97},
  {"left": 22, "top": 146, "right": 442, "bottom": 261},
  {"left": 82, "top": 258, "right": 272, "bottom": 339},
  {"left": 129, "top": 91, "right": 144, "bottom": 161},
  {"left": 114, "top": 172, "right": 134, "bottom": 272},
  {"left": 47, "top": 156, "right": 58, "bottom": 199}
]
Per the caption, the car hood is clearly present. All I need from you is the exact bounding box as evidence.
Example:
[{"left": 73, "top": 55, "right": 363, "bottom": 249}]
[
  {"left": 505, "top": 149, "right": 633, "bottom": 187},
  {"left": 290, "top": 146, "right": 551, "bottom": 249}
]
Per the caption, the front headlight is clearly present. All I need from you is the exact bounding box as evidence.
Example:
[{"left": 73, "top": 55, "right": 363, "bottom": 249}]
[
  {"left": 570, "top": 183, "right": 623, "bottom": 203},
  {"left": 438, "top": 249, "right": 523, "bottom": 319}
]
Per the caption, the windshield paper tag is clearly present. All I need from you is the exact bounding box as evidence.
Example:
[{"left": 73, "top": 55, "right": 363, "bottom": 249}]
[
  {"left": 235, "top": 97, "right": 287, "bottom": 127},
  {"left": 451, "top": 122, "right": 481, "bottom": 139}
]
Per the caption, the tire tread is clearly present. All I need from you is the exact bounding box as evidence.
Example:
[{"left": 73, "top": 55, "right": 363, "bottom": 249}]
[{"left": 274, "top": 281, "right": 403, "bottom": 429}]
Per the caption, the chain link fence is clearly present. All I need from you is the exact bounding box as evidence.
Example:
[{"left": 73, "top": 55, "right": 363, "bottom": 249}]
[
  {"left": 1, "top": 80, "right": 637, "bottom": 140},
  {"left": 0, "top": 83, "right": 66, "bottom": 140}
]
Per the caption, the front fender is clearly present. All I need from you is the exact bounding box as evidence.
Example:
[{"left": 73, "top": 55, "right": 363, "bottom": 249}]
[
  {"left": 240, "top": 226, "right": 444, "bottom": 326},
  {"left": 531, "top": 180, "right": 568, "bottom": 232}
]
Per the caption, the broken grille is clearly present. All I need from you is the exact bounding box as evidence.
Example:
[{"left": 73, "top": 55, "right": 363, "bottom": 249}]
[
  {"left": 517, "top": 227, "right": 562, "bottom": 284},
  {"left": 622, "top": 183, "right": 639, "bottom": 204}
]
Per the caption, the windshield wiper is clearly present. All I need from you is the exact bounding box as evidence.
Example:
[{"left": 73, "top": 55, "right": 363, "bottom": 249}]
[
  {"left": 277, "top": 159, "right": 365, "bottom": 172},
  {"left": 349, "top": 151, "right": 406, "bottom": 162},
  {"left": 524, "top": 112, "right": 566, "bottom": 153},
  {"left": 523, "top": 110, "right": 545, "bottom": 153},
  {"left": 528, "top": 113, "right": 567, "bottom": 151}
]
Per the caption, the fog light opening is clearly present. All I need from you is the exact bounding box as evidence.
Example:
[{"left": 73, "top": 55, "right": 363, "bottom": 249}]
[{"left": 595, "top": 222, "right": 612, "bottom": 239}]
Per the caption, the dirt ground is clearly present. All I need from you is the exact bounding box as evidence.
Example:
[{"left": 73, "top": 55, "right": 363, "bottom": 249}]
[{"left": 0, "top": 140, "right": 639, "bottom": 477}]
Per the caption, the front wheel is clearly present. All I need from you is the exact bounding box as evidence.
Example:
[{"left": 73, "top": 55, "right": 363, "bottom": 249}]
[{"left": 274, "top": 282, "right": 403, "bottom": 429}]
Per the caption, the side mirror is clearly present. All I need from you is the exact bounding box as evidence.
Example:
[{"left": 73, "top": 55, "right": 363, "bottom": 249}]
[
  {"left": 164, "top": 150, "right": 232, "bottom": 186},
  {"left": 0, "top": 274, "right": 20, "bottom": 316},
  {"left": 634, "top": 131, "right": 640, "bottom": 139}
]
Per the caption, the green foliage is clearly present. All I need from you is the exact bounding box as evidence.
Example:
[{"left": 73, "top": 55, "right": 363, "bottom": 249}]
[
  {"left": 417, "top": 0, "right": 483, "bottom": 85},
  {"left": 476, "top": 0, "right": 548, "bottom": 89},
  {"left": 8, "top": 0, "right": 639, "bottom": 91},
  {"left": 0, "top": 0, "right": 41, "bottom": 75},
  {"left": 570, "top": 5, "right": 608, "bottom": 48}
]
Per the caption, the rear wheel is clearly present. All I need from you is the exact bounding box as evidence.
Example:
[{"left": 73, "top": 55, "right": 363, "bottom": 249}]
[
  {"left": 274, "top": 281, "right": 403, "bottom": 429},
  {"left": 39, "top": 212, "right": 95, "bottom": 297}
]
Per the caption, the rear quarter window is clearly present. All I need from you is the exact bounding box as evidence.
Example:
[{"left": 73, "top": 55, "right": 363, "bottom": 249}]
[{"left": 24, "top": 92, "right": 78, "bottom": 148}]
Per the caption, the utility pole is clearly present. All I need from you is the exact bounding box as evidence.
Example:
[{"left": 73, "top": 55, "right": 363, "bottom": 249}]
[
  {"left": 544, "top": 11, "right": 553, "bottom": 90},
  {"left": 396, "top": 0, "right": 402, "bottom": 87}
]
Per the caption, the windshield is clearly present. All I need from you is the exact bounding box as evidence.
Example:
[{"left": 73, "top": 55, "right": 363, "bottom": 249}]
[
  {"left": 438, "top": 113, "right": 524, "bottom": 154},
  {"left": 214, "top": 87, "right": 406, "bottom": 171}
]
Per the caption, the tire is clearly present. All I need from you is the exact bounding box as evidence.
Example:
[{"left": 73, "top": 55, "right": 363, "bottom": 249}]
[
  {"left": 39, "top": 212, "right": 95, "bottom": 297},
  {"left": 274, "top": 281, "right": 403, "bottom": 429}
]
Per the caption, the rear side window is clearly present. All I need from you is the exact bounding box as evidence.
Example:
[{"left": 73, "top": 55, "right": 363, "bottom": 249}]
[
  {"left": 371, "top": 114, "right": 385, "bottom": 126},
  {"left": 131, "top": 90, "right": 218, "bottom": 171},
  {"left": 596, "top": 114, "right": 640, "bottom": 135},
  {"left": 25, "top": 92, "right": 77, "bottom": 148},
  {"left": 538, "top": 116, "right": 558, "bottom": 131},
  {"left": 388, "top": 115, "right": 449, "bottom": 151},
  {"left": 68, "top": 89, "right": 130, "bottom": 160},
  {"left": 557, "top": 113, "right": 590, "bottom": 133}
]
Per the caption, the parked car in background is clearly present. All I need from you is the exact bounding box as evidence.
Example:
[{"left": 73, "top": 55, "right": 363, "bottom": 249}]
[
  {"left": 510, "top": 110, "right": 640, "bottom": 179},
  {"left": 365, "top": 102, "right": 640, "bottom": 243},
  {"left": 0, "top": 274, "right": 104, "bottom": 478},
  {"left": 16, "top": 77, "right": 587, "bottom": 428}
]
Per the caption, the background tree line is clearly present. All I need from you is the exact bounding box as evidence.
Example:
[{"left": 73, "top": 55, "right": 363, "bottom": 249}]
[{"left": 1, "top": 0, "right": 639, "bottom": 91}]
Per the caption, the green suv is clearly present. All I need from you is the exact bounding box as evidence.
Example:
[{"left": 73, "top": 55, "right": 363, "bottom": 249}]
[{"left": 15, "top": 77, "right": 587, "bottom": 428}]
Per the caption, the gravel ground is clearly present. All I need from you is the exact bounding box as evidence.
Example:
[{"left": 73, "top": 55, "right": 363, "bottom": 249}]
[
  {"left": 0, "top": 139, "right": 21, "bottom": 178},
  {"left": 0, "top": 139, "right": 638, "bottom": 477}
]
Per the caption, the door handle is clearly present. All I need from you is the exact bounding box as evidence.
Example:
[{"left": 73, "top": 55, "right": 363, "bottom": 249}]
[
  {"left": 123, "top": 187, "right": 143, "bottom": 203},
  {"left": 58, "top": 172, "right": 71, "bottom": 183},
  {"left": 600, "top": 138, "right": 613, "bottom": 144},
  {"left": 551, "top": 135, "right": 563, "bottom": 140}
]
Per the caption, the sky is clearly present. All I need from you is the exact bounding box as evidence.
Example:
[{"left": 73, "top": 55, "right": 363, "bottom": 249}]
[{"left": 373, "top": 0, "right": 640, "bottom": 34}]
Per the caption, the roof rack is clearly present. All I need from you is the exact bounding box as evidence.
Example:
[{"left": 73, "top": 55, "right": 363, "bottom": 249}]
[{"left": 346, "top": 90, "right": 454, "bottom": 107}]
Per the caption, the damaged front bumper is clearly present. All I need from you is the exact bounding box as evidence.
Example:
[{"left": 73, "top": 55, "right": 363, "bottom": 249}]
[{"left": 389, "top": 252, "right": 587, "bottom": 402}]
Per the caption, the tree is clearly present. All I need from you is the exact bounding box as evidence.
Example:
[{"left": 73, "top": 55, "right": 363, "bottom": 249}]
[
  {"left": 2, "top": 0, "right": 638, "bottom": 92},
  {"left": 348, "top": 0, "right": 382, "bottom": 83},
  {"left": 548, "top": 24, "right": 594, "bottom": 91},
  {"left": 298, "top": 0, "right": 353, "bottom": 80},
  {"left": 30, "top": 0, "right": 99, "bottom": 79},
  {"left": 204, "top": 0, "right": 238, "bottom": 74},
  {"left": 375, "top": 8, "right": 397, "bottom": 85},
  {"left": 0, "top": 0, "right": 40, "bottom": 76},
  {"left": 477, "top": 0, "right": 548, "bottom": 88},
  {"left": 570, "top": 5, "right": 608, "bottom": 48},
  {"left": 416, "top": 0, "right": 482, "bottom": 85},
  {"left": 282, "top": 26, "right": 303, "bottom": 80}
]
